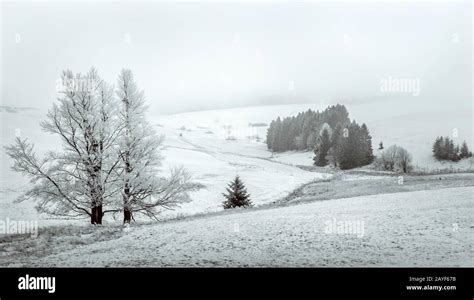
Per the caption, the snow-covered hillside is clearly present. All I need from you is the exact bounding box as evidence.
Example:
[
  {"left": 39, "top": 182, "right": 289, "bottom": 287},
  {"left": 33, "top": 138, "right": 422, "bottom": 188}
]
[
  {"left": 0, "top": 105, "right": 329, "bottom": 224},
  {"left": 1, "top": 100, "right": 472, "bottom": 224},
  {"left": 3, "top": 187, "right": 472, "bottom": 267},
  {"left": 154, "top": 99, "right": 474, "bottom": 171}
]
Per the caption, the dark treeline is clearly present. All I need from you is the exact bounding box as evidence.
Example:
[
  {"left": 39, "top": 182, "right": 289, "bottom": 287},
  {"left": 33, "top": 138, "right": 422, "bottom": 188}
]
[
  {"left": 266, "top": 104, "right": 374, "bottom": 169},
  {"left": 266, "top": 104, "right": 350, "bottom": 152},
  {"left": 433, "top": 136, "right": 472, "bottom": 162}
]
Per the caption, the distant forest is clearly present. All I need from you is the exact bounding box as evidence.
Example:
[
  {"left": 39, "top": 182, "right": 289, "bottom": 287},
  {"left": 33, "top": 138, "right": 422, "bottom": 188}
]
[{"left": 266, "top": 104, "right": 374, "bottom": 169}]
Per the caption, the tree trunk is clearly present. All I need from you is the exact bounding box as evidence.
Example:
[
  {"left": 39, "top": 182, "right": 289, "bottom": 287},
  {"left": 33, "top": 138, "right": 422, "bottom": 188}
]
[
  {"left": 91, "top": 206, "right": 98, "bottom": 225},
  {"left": 90, "top": 205, "right": 103, "bottom": 225},
  {"left": 123, "top": 183, "right": 131, "bottom": 224},
  {"left": 123, "top": 148, "right": 132, "bottom": 224},
  {"left": 90, "top": 208, "right": 96, "bottom": 224},
  {"left": 97, "top": 204, "right": 103, "bottom": 224},
  {"left": 123, "top": 207, "right": 132, "bottom": 224}
]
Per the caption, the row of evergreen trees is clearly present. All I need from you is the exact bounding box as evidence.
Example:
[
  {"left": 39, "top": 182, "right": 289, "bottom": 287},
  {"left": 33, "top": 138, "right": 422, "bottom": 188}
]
[
  {"left": 222, "top": 136, "right": 474, "bottom": 210},
  {"left": 433, "top": 136, "right": 472, "bottom": 162},
  {"left": 223, "top": 136, "right": 474, "bottom": 210},
  {"left": 266, "top": 104, "right": 374, "bottom": 170},
  {"left": 266, "top": 104, "right": 350, "bottom": 152},
  {"left": 313, "top": 121, "right": 374, "bottom": 169}
]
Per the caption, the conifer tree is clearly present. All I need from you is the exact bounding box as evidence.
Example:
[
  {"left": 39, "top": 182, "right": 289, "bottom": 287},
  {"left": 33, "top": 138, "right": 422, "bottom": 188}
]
[
  {"left": 460, "top": 141, "right": 471, "bottom": 158},
  {"left": 432, "top": 136, "right": 443, "bottom": 159},
  {"left": 222, "top": 176, "right": 252, "bottom": 209},
  {"left": 329, "top": 123, "right": 343, "bottom": 167},
  {"left": 313, "top": 128, "right": 331, "bottom": 166},
  {"left": 361, "top": 123, "right": 374, "bottom": 165}
]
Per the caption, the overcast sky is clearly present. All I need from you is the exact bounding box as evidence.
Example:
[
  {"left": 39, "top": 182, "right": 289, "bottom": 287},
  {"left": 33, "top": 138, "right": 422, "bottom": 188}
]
[{"left": 1, "top": 1, "right": 472, "bottom": 114}]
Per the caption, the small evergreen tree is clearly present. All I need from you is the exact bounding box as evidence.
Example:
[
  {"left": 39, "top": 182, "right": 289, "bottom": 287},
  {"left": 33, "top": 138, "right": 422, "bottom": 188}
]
[
  {"left": 361, "top": 123, "right": 374, "bottom": 164},
  {"left": 222, "top": 176, "right": 252, "bottom": 209},
  {"left": 460, "top": 141, "right": 471, "bottom": 158},
  {"left": 432, "top": 136, "right": 443, "bottom": 159},
  {"left": 447, "top": 138, "right": 456, "bottom": 161},
  {"left": 313, "top": 128, "right": 331, "bottom": 166}
]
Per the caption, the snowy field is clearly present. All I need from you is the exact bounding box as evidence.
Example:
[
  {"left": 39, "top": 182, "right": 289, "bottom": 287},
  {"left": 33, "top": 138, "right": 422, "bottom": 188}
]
[
  {"left": 1, "top": 100, "right": 473, "bottom": 224},
  {"left": 1, "top": 101, "right": 473, "bottom": 267},
  {"left": 0, "top": 105, "right": 328, "bottom": 224},
  {"left": 2, "top": 187, "right": 472, "bottom": 267}
]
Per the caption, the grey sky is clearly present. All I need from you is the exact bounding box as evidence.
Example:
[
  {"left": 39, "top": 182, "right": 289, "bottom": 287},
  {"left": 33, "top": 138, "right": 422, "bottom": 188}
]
[{"left": 1, "top": 1, "right": 472, "bottom": 114}]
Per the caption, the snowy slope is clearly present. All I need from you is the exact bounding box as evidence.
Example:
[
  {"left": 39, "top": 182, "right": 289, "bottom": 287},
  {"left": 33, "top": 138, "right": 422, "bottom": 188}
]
[
  {"left": 0, "top": 105, "right": 329, "bottom": 224},
  {"left": 1, "top": 100, "right": 472, "bottom": 225},
  {"left": 154, "top": 100, "right": 474, "bottom": 171},
  {"left": 10, "top": 187, "right": 473, "bottom": 267}
]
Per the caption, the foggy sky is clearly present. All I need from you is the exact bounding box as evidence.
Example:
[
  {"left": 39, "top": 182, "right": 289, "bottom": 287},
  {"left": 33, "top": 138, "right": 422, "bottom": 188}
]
[{"left": 1, "top": 1, "right": 472, "bottom": 114}]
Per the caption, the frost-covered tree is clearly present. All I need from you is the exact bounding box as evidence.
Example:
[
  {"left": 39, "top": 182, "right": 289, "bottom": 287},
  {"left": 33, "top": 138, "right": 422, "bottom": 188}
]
[
  {"left": 222, "top": 176, "right": 252, "bottom": 209},
  {"left": 6, "top": 68, "right": 194, "bottom": 225},
  {"left": 375, "top": 145, "right": 412, "bottom": 173},
  {"left": 5, "top": 69, "right": 122, "bottom": 224},
  {"left": 396, "top": 146, "right": 413, "bottom": 173},
  {"left": 376, "top": 145, "right": 397, "bottom": 171},
  {"left": 115, "top": 69, "right": 192, "bottom": 223}
]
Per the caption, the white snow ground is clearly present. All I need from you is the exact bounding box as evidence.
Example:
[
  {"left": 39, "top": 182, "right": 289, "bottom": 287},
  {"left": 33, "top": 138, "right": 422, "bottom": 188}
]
[
  {"left": 1, "top": 101, "right": 472, "bottom": 224},
  {"left": 1, "top": 102, "right": 473, "bottom": 267},
  {"left": 1, "top": 104, "right": 331, "bottom": 224},
  {"left": 11, "top": 187, "right": 473, "bottom": 267}
]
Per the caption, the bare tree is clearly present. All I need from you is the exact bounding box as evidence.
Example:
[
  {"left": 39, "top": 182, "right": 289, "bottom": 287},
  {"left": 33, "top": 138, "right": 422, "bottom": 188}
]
[
  {"left": 382, "top": 145, "right": 398, "bottom": 171},
  {"left": 5, "top": 69, "right": 122, "bottom": 224},
  {"left": 375, "top": 145, "right": 412, "bottom": 173},
  {"left": 396, "top": 147, "right": 413, "bottom": 173},
  {"left": 115, "top": 69, "right": 193, "bottom": 224},
  {"left": 6, "top": 68, "right": 194, "bottom": 225}
]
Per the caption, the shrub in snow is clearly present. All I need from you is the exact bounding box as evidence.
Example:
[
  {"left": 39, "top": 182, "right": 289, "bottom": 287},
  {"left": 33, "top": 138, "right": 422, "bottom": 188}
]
[{"left": 375, "top": 145, "right": 413, "bottom": 173}]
